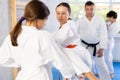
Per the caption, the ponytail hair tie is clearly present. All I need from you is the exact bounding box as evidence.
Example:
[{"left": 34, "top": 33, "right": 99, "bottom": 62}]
[{"left": 20, "top": 17, "right": 25, "bottom": 21}]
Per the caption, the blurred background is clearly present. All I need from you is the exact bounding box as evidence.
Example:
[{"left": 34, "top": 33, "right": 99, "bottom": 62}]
[{"left": 0, "top": 0, "right": 120, "bottom": 80}]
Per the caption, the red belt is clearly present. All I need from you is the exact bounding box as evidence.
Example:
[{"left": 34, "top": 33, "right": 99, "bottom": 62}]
[{"left": 66, "top": 45, "right": 77, "bottom": 48}]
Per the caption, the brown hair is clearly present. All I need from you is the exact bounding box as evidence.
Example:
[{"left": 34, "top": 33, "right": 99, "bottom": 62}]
[
  {"left": 10, "top": 0, "right": 50, "bottom": 46},
  {"left": 56, "top": 2, "right": 71, "bottom": 15}
]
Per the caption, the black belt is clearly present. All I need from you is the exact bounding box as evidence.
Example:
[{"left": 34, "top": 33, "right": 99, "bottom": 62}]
[{"left": 81, "top": 40, "right": 100, "bottom": 56}]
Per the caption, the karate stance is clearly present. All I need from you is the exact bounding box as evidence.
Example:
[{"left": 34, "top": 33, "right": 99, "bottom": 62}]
[
  {"left": 0, "top": 0, "right": 75, "bottom": 80},
  {"left": 55, "top": 2, "right": 98, "bottom": 80},
  {"left": 76, "top": 1, "right": 111, "bottom": 80}
]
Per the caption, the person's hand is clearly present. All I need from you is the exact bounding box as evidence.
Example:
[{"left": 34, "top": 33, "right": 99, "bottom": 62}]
[{"left": 97, "top": 48, "right": 104, "bottom": 57}]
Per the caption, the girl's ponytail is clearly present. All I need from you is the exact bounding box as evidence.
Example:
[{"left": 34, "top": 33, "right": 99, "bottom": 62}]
[{"left": 10, "top": 17, "right": 25, "bottom": 46}]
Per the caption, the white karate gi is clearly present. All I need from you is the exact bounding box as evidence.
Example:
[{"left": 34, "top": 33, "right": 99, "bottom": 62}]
[
  {"left": 54, "top": 20, "right": 92, "bottom": 76},
  {"left": 104, "top": 21, "right": 120, "bottom": 74},
  {"left": 0, "top": 26, "right": 75, "bottom": 80},
  {"left": 76, "top": 14, "right": 111, "bottom": 80}
]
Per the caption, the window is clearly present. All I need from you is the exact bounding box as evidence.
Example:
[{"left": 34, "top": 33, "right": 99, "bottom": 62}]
[
  {"left": 69, "top": 0, "right": 120, "bottom": 22},
  {"left": 69, "top": 0, "right": 120, "bottom": 33}
]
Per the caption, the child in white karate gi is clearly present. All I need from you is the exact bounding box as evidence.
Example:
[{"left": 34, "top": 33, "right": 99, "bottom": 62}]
[{"left": 104, "top": 10, "right": 120, "bottom": 78}]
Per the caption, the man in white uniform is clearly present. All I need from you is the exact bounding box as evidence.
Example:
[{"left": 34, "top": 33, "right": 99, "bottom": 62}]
[
  {"left": 104, "top": 10, "right": 120, "bottom": 78},
  {"left": 76, "top": 1, "right": 111, "bottom": 80}
]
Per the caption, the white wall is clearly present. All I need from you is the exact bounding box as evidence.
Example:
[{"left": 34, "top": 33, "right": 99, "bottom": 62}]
[
  {"left": 0, "top": 0, "right": 11, "bottom": 45},
  {"left": 0, "top": 0, "right": 13, "bottom": 80}
]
